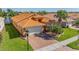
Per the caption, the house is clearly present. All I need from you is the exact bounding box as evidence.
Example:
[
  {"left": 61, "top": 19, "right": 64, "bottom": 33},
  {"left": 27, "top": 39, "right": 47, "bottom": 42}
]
[
  {"left": 12, "top": 13, "right": 50, "bottom": 36},
  {"left": 0, "top": 17, "right": 5, "bottom": 32},
  {"left": 4, "top": 17, "right": 12, "bottom": 24}
]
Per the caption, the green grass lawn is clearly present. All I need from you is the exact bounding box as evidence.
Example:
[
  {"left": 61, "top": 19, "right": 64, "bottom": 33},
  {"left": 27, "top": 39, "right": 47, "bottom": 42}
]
[
  {"left": 67, "top": 40, "right": 79, "bottom": 50},
  {"left": 57, "top": 28, "right": 79, "bottom": 41},
  {"left": 0, "top": 24, "right": 33, "bottom": 51}
]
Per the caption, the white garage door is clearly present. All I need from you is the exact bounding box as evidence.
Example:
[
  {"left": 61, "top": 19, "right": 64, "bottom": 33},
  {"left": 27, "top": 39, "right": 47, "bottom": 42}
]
[{"left": 27, "top": 26, "right": 42, "bottom": 35}]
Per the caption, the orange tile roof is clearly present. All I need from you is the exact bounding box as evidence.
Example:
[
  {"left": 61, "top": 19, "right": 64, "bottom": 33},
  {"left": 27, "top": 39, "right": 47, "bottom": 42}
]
[
  {"left": 68, "top": 13, "right": 79, "bottom": 19},
  {"left": 12, "top": 13, "right": 34, "bottom": 23},
  {"left": 22, "top": 18, "right": 45, "bottom": 28},
  {"left": 41, "top": 18, "right": 49, "bottom": 23},
  {"left": 12, "top": 13, "right": 50, "bottom": 28}
]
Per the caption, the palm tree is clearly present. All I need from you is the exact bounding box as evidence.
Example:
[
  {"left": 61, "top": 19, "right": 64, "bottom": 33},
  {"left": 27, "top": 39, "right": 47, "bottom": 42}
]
[
  {"left": 57, "top": 10, "right": 68, "bottom": 23},
  {"left": 2, "top": 11, "right": 7, "bottom": 18},
  {"left": 7, "top": 9, "right": 18, "bottom": 18},
  {"left": 4, "top": 9, "right": 18, "bottom": 24},
  {"left": 0, "top": 9, "right": 6, "bottom": 17}
]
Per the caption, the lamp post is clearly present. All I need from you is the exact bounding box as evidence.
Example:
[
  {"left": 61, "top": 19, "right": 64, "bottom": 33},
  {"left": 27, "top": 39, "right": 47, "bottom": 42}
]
[{"left": 26, "top": 30, "right": 29, "bottom": 51}]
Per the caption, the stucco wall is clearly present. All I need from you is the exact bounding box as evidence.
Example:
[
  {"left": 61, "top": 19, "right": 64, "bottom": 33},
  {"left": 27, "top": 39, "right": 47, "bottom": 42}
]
[{"left": 0, "top": 17, "right": 5, "bottom": 32}]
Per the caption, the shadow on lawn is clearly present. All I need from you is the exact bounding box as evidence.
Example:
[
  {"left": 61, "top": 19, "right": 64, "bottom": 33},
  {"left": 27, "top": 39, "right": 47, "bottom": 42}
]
[{"left": 5, "top": 24, "right": 20, "bottom": 39}]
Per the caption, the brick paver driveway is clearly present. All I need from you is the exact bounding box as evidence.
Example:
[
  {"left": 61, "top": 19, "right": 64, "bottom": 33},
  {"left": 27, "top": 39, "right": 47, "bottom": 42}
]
[{"left": 28, "top": 35, "right": 58, "bottom": 50}]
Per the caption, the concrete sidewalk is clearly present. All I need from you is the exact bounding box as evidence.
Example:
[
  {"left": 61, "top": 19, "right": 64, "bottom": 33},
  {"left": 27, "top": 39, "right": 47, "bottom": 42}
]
[{"left": 54, "top": 45, "right": 76, "bottom": 51}]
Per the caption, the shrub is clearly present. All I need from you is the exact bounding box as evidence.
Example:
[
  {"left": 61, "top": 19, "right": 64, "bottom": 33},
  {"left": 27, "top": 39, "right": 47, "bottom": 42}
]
[
  {"left": 47, "top": 24, "right": 63, "bottom": 34},
  {"left": 74, "top": 19, "right": 79, "bottom": 25}
]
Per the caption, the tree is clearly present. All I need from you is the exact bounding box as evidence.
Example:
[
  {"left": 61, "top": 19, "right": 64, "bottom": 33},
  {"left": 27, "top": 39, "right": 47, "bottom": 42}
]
[
  {"left": 57, "top": 10, "right": 68, "bottom": 23},
  {"left": 0, "top": 9, "right": 3, "bottom": 17},
  {"left": 0, "top": 9, "right": 18, "bottom": 18},
  {"left": 0, "top": 9, "right": 6, "bottom": 17},
  {"left": 2, "top": 11, "right": 7, "bottom": 18},
  {"left": 7, "top": 9, "right": 18, "bottom": 18},
  {"left": 47, "top": 24, "right": 63, "bottom": 34},
  {"left": 74, "top": 19, "right": 79, "bottom": 26},
  {"left": 37, "top": 11, "right": 48, "bottom": 15}
]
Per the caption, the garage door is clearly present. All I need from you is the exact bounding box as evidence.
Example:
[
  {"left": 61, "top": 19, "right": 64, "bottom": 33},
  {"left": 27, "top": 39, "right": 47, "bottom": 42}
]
[{"left": 27, "top": 26, "right": 42, "bottom": 35}]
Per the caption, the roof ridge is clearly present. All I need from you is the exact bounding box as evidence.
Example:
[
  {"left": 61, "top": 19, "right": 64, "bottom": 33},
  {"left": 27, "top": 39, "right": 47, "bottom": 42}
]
[{"left": 16, "top": 14, "right": 34, "bottom": 23}]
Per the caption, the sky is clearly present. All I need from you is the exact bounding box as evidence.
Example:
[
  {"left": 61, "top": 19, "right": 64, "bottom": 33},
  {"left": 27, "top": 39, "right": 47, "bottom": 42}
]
[{"left": 2, "top": 8, "right": 79, "bottom": 12}]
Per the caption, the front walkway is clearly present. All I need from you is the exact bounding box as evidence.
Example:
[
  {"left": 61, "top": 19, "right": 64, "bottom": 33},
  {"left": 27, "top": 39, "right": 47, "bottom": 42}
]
[
  {"left": 28, "top": 35, "right": 58, "bottom": 50},
  {"left": 69, "top": 25, "right": 79, "bottom": 30},
  {"left": 36, "top": 35, "right": 79, "bottom": 51}
]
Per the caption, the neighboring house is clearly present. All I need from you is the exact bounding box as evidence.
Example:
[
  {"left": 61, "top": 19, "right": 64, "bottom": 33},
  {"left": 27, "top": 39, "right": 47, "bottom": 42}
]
[
  {"left": 0, "top": 17, "right": 5, "bottom": 32},
  {"left": 12, "top": 13, "right": 50, "bottom": 36},
  {"left": 4, "top": 17, "right": 12, "bottom": 24},
  {"left": 60, "top": 13, "right": 79, "bottom": 27},
  {"left": 60, "top": 21, "right": 69, "bottom": 27},
  {"left": 43, "top": 13, "right": 58, "bottom": 22}
]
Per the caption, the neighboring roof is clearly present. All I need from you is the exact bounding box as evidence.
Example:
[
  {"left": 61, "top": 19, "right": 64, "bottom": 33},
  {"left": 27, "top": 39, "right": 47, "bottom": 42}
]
[
  {"left": 12, "top": 13, "right": 50, "bottom": 28},
  {"left": 68, "top": 13, "right": 79, "bottom": 19},
  {"left": 44, "top": 13, "right": 79, "bottom": 20},
  {"left": 43, "top": 14, "right": 58, "bottom": 22},
  {"left": 43, "top": 14, "right": 56, "bottom": 20}
]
